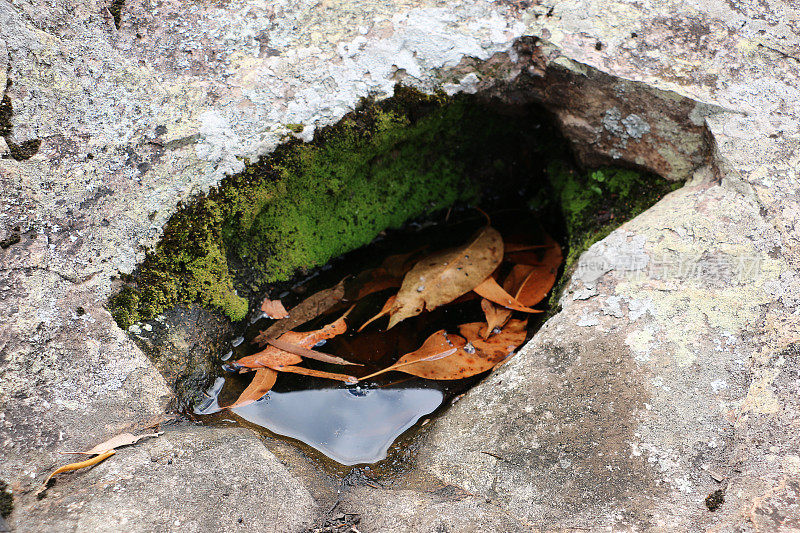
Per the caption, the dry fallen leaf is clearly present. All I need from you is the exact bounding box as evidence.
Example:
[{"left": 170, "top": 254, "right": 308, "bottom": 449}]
[
  {"left": 44, "top": 450, "right": 116, "bottom": 486},
  {"left": 226, "top": 368, "right": 278, "bottom": 409},
  {"left": 359, "top": 319, "right": 528, "bottom": 380},
  {"left": 480, "top": 299, "right": 512, "bottom": 339},
  {"left": 265, "top": 338, "right": 360, "bottom": 366},
  {"left": 388, "top": 226, "right": 504, "bottom": 328},
  {"left": 358, "top": 294, "right": 396, "bottom": 332},
  {"left": 513, "top": 235, "right": 562, "bottom": 306},
  {"left": 260, "top": 298, "right": 289, "bottom": 319},
  {"left": 43, "top": 431, "right": 162, "bottom": 488},
  {"left": 277, "top": 365, "right": 357, "bottom": 382},
  {"left": 63, "top": 432, "right": 161, "bottom": 455},
  {"left": 239, "top": 308, "right": 354, "bottom": 369},
  {"left": 255, "top": 278, "right": 346, "bottom": 342},
  {"left": 473, "top": 276, "right": 542, "bottom": 313}
]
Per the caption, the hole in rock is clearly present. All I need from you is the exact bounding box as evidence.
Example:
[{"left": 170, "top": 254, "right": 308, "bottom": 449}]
[{"left": 113, "top": 60, "right": 700, "bottom": 468}]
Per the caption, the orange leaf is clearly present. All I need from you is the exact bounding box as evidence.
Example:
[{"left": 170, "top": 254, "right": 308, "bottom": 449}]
[
  {"left": 277, "top": 365, "right": 357, "bottom": 383},
  {"left": 473, "top": 276, "right": 542, "bottom": 313},
  {"left": 514, "top": 235, "right": 562, "bottom": 306},
  {"left": 480, "top": 299, "right": 512, "bottom": 339},
  {"left": 260, "top": 298, "right": 289, "bottom": 319},
  {"left": 233, "top": 345, "right": 302, "bottom": 369},
  {"left": 225, "top": 368, "right": 278, "bottom": 409},
  {"left": 255, "top": 279, "right": 346, "bottom": 342},
  {"left": 265, "top": 337, "right": 360, "bottom": 366},
  {"left": 358, "top": 330, "right": 463, "bottom": 380},
  {"left": 503, "top": 264, "right": 535, "bottom": 295},
  {"left": 359, "top": 320, "right": 528, "bottom": 381},
  {"left": 45, "top": 450, "right": 116, "bottom": 485},
  {"left": 388, "top": 226, "right": 504, "bottom": 328},
  {"left": 357, "top": 294, "right": 396, "bottom": 332}
]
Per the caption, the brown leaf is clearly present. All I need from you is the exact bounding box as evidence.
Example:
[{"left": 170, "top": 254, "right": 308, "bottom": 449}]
[
  {"left": 388, "top": 226, "right": 504, "bottom": 328},
  {"left": 503, "top": 242, "right": 549, "bottom": 253},
  {"left": 255, "top": 279, "right": 346, "bottom": 342},
  {"left": 503, "top": 263, "right": 534, "bottom": 295},
  {"left": 473, "top": 276, "right": 543, "bottom": 314},
  {"left": 278, "top": 365, "right": 357, "bottom": 382},
  {"left": 260, "top": 298, "right": 289, "bottom": 319},
  {"left": 225, "top": 368, "right": 278, "bottom": 409},
  {"left": 265, "top": 337, "right": 361, "bottom": 366},
  {"left": 233, "top": 345, "right": 303, "bottom": 370},
  {"left": 241, "top": 308, "right": 354, "bottom": 369},
  {"left": 514, "top": 235, "right": 562, "bottom": 306},
  {"left": 44, "top": 450, "right": 116, "bottom": 485},
  {"left": 357, "top": 294, "right": 396, "bottom": 332},
  {"left": 480, "top": 299, "right": 512, "bottom": 339},
  {"left": 358, "top": 330, "right": 464, "bottom": 380},
  {"left": 458, "top": 318, "right": 528, "bottom": 365},
  {"left": 359, "top": 319, "right": 528, "bottom": 381},
  {"left": 62, "top": 432, "right": 161, "bottom": 455}
]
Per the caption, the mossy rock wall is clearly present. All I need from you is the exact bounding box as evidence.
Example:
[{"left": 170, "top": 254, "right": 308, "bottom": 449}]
[{"left": 110, "top": 85, "right": 682, "bottom": 329}]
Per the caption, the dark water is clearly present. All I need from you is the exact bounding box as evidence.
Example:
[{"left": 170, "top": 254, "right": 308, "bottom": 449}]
[{"left": 195, "top": 209, "right": 556, "bottom": 466}]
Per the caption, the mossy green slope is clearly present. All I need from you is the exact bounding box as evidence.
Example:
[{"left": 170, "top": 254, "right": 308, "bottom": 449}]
[{"left": 110, "top": 88, "right": 535, "bottom": 328}]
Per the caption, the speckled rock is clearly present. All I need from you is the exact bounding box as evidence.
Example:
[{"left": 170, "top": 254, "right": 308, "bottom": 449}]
[
  {"left": 19, "top": 426, "right": 318, "bottom": 533},
  {"left": 1, "top": 0, "right": 799, "bottom": 530}
]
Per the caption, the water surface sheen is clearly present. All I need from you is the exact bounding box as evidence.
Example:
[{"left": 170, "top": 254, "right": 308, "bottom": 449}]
[{"left": 233, "top": 387, "right": 443, "bottom": 465}]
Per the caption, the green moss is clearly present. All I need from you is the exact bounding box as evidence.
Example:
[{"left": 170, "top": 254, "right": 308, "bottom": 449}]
[
  {"left": 284, "top": 123, "right": 305, "bottom": 133},
  {"left": 544, "top": 161, "right": 682, "bottom": 306},
  {"left": 0, "top": 480, "right": 12, "bottom": 518},
  {"left": 109, "top": 86, "right": 530, "bottom": 325}
]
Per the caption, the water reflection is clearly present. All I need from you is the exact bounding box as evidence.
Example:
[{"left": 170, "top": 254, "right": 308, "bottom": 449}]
[{"left": 233, "top": 387, "right": 443, "bottom": 465}]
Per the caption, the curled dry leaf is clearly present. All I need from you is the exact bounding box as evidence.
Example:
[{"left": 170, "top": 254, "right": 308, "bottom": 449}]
[
  {"left": 359, "top": 319, "right": 527, "bottom": 381},
  {"left": 239, "top": 308, "right": 354, "bottom": 369},
  {"left": 226, "top": 368, "right": 278, "bottom": 409},
  {"left": 388, "top": 226, "right": 504, "bottom": 329},
  {"left": 44, "top": 430, "right": 163, "bottom": 488},
  {"left": 480, "top": 299, "right": 512, "bottom": 339},
  {"left": 513, "top": 235, "right": 562, "bottom": 306},
  {"left": 473, "top": 276, "right": 542, "bottom": 314},
  {"left": 260, "top": 298, "right": 289, "bottom": 319},
  {"left": 255, "top": 278, "right": 346, "bottom": 342},
  {"left": 358, "top": 294, "right": 396, "bottom": 332},
  {"left": 358, "top": 330, "right": 464, "bottom": 380},
  {"left": 64, "top": 432, "right": 161, "bottom": 455},
  {"left": 278, "top": 365, "right": 357, "bottom": 382},
  {"left": 44, "top": 450, "right": 116, "bottom": 486},
  {"left": 265, "top": 338, "right": 360, "bottom": 366}
]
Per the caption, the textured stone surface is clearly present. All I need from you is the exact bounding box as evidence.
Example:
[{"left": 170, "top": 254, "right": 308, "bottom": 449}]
[
  {"left": 19, "top": 426, "right": 318, "bottom": 533},
  {"left": 1, "top": 0, "right": 799, "bottom": 530}
]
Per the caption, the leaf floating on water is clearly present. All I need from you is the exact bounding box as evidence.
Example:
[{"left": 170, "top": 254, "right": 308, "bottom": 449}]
[
  {"left": 473, "top": 276, "right": 542, "bottom": 314},
  {"left": 458, "top": 319, "right": 528, "bottom": 365},
  {"left": 260, "top": 298, "right": 289, "bottom": 319},
  {"left": 359, "top": 330, "right": 464, "bottom": 380},
  {"left": 234, "top": 345, "right": 303, "bottom": 370},
  {"left": 225, "top": 368, "right": 278, "bottom": 409},
  {"left": 241, "top": 307, "right": 355, "bottom": 369},
  {"left": 513, "top": 235, "right": 562, "bottom": 306},
  {"left": 265, "top": 338, "right": 361, "bottom": 366},
  {"left": 358, "top": 294, "right": 397, "bottom": 332},
  {"left": 278, "top": 365, "right": 357, "bottom": 383},
  {"left": 255, "top": 279, "right": 346, "bottom": 342},
  {"left": 480, "top": 299, "right": 512, "bottom": 339},
  {"left": 388, "top": 226, "right": 504, "bottom": 329}
]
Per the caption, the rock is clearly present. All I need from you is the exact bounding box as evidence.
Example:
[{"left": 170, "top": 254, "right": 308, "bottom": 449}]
[
  {"left": 1, "top": 0, "right": 799, "bottom": 529},
  {"left": 337, "top": 485, "right": 529, "bottom": 532},
  {"left": 18, "top": 426, "right": 317, "bottom": 532}
]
